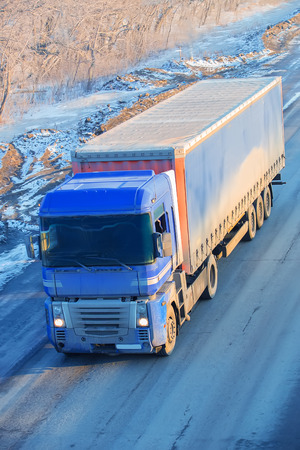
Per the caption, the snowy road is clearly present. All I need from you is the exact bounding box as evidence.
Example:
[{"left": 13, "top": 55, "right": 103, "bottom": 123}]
[{"left": 1, "top": 8, "right": 300, "bottom": 450}]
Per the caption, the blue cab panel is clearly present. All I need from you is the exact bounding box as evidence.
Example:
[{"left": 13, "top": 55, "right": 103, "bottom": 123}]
[
  {"left": 40, "top": 170, "right": 173, "bottom": 297},
  {"left": 42, "top": 258, "right": 172, "bottom": 297}
]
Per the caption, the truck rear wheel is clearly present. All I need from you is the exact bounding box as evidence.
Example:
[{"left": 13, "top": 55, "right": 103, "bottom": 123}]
[
  {"left": 263, "top": 186, "right": 272, "bottom": 219},
  {"left": 244, "top": 204, "right": 257, "bottom": 241},
  {"left": 202, "top": 254, "right": 218, "bottom": 299},
  {"left": 159, "top": 306, "right": 177, "bottom": 356},
  {"left": 255, "top": 195, "right": 264, "bottom": 229}
]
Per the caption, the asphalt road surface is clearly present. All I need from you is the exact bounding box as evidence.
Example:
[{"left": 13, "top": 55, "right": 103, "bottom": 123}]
[{"left": 0, "top": 31, "right": 300, "bottom": 450}]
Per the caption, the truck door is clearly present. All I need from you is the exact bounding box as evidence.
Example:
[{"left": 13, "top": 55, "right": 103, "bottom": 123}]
[{"left": 154, "top": 202, "right": 176, "bottom": 268}]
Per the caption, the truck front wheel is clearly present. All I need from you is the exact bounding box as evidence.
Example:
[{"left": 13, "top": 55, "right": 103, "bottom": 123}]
[{"left": 159, "top": 306, "right": 177, "bottom": 356}]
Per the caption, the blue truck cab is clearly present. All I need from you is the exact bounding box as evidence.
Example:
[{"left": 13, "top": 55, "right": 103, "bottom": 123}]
[{"left": 42, "top": 170, "right": 181, "bottom": 355}]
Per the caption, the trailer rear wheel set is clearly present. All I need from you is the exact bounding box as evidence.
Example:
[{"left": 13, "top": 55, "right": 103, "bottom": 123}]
[
  {"left": 263, "top": 186, "right": 272, "bottom": 219},
  {"left": 245, "top": 204, "right": 257, "bottom": 241},
  {"left": 255, "top": 195, "right": 264, "bottom": 229},
  {"left": 245, "top": 184, "right": 272, "bottom": 241}
]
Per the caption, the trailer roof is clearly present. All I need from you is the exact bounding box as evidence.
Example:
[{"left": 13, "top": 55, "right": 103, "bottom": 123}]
[{"left": 72, "top": 77, "right": 281, "bottom": 161}]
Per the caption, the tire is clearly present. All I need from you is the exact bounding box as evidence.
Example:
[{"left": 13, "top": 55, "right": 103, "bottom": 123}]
[
  {"left": 244, "top": 204, "right": 257, "bottom": 241},
  {"left": 263, "top": 186, "right": 272, "bottom": 220},
  {"left": 255, "top": 195, "right": 264, "bottom": 229},
  {"left": 202, "top": 254, "right": 218, "bottom": 299},
  {"left": 159, "top": 306, "right": 177, "bottom": 356}
]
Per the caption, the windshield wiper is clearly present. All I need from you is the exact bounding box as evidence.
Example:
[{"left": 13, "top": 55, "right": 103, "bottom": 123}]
[
  {"left": 52, "top": 257, "right": 93, "bottom": 272},
  {"left": 85, "top": 256, "right": 133, "bottom": 271}
]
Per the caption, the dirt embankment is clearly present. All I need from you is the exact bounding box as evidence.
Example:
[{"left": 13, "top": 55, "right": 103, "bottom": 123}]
[
  {"left": 263, "top": 13, "right": 300, "bottom": 52},
  {"left": 0, "top": 144, "right": 23, "bottom": 196}
]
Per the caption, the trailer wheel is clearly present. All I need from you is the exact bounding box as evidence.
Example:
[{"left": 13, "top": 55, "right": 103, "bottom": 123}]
[
  {"left": 202, "top": 254, "right": 218, "bottom": 299},
  {"left": 255, "top": 195, "right": 264, "bottom": 229},
  {"left": 159, "top": 306, "right": 177, "bottom": 356},
  {"left": 263, "top": 186, "right": 272, "bottom": 219},
  {"left": 245, "top": 204, "right": 257, "bottom": 241}
]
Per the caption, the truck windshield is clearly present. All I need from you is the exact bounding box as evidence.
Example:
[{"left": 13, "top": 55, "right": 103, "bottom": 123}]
[{"left": 40, "top": 213, "right": 154, "bottom": 267}]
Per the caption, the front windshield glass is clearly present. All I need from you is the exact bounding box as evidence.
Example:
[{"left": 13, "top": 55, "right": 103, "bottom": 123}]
[{"left": 40, "top": 214, "right": 154, "bottom": 267}]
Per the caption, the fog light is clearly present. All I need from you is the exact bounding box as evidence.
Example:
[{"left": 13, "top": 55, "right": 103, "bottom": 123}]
[{"left": 54, "top": 318, "right": 65, "bottom": 328}]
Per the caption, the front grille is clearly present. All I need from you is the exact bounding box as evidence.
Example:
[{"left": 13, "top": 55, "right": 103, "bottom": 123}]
[
  {"left": 69, "top": 300, "right": 130, "bottom": 338},
  {"left": 138, "top": 329, "right": 149, "bottom": 342},
  {"left": 55, "top": 329, "right": 66, "bottom": 341}
]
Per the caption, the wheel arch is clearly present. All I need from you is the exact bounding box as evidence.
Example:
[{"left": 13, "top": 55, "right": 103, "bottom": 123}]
[
  {"left": 170, "top": 300, "right": 179, "bottom": 335},
  {"left": 269, "top": 182, "right": 274, "bottom": 206}
]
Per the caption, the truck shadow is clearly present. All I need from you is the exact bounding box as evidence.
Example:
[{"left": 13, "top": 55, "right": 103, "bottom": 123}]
[{"left": 13, "top": 343, "right": 161, "bottom": 377}]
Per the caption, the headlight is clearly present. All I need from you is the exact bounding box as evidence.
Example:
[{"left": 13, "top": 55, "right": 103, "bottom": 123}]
[
  {"left": 53, "top": 303, "right": 65, "bottom": 328},
  {"left": 54, "top": 317, "right": 65, "bottom": 327},
  {"left": 136, "top": 301, "right": 149, "bottom": 327}
]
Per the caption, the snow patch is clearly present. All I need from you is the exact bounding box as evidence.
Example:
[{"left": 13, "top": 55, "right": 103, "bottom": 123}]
[{"left": 0, "top": 244, "right": 32, "bottom": 291}]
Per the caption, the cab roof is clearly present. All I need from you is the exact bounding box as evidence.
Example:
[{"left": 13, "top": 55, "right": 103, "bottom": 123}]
[{"left": 40, "top": 171, "right": 169, "bottom": 216}]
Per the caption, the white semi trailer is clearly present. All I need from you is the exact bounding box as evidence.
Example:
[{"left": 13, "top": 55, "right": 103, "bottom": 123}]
[{"left": 36, "top": 77, "right": 285, "bottom": 355}]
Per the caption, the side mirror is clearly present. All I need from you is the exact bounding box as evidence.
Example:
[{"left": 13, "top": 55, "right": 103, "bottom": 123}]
[
  {"left": 153, "top": 232, "right": 163, "bottom": 258},
  {"left": 25, "top": 235, "right": 40, "bottom": 260},
  {"left": 153, "top": 232, "right": 172, "bottom": 258}
]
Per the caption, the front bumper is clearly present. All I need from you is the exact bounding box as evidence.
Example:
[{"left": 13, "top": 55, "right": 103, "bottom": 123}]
[
  {"left": 45, "top": 297, "right": 155, "bottom": 354},
  {"left": 44, "top": 283, "right": 172, "bottom": 354},
  {"left": 48, "top": 326, "right": 154, "bottom": 354}
]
